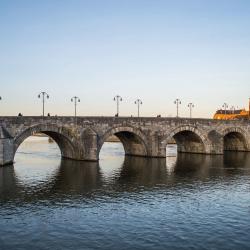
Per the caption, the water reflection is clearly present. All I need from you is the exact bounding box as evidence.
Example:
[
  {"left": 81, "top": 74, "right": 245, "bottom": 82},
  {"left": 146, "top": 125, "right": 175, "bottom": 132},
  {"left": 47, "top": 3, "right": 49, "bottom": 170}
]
[
  {"left": 1, "top": 152, "right": 250, "bottom": 205},
  {"left": 118, "top": 157, "right": 168, "bottom": 186},
  {"left": 99, "top": 142, "right": 124, "bottom": 179},
  {"left": 2, "top": 141, "right": 250, "bottom": 250},
  {"left": 14, "top": 136, "right": 61, "bottom": 189},
  {"left": 51, "top": 160, "right": 101, "bottom": 193}
]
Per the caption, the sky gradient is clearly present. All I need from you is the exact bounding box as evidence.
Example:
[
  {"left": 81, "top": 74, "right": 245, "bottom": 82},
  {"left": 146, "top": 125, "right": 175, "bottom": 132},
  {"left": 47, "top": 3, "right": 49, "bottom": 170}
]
[{"left": 0, "top": 0, "right": 250, "bottom": 117}]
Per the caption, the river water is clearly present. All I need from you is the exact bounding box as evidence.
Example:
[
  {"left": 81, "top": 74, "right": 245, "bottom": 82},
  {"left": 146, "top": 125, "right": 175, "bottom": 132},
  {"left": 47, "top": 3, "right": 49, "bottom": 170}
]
[{"left": 1, "top": 137, "right": 250, "bottom": 250}]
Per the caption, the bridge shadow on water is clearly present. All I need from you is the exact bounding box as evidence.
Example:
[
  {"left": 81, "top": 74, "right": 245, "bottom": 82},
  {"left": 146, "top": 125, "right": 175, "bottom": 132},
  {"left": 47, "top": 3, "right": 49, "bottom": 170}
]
[{"left": 1, "top": 151, "right": 250, "bottom": 206}]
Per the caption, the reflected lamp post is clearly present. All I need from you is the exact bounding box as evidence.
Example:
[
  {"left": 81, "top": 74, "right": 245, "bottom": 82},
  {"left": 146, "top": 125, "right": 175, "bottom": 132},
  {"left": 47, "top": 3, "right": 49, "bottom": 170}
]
[
  {"left": 187, "top": 103, "right": 194, "bottom": 118},
  {"left": 222, "top": 103, "right": 228, "bottom": 115},
  {"left": 174, "top": 98, "right": 181, "bottom": 117},
  {"left": 71, "top": 96, "right": 80, "bottom": 117},
  {"left": 38, "top": 92, "right": 49, "bottom": 117},
  {"left": 135, "top": 99, "right": 143, "bottom": 117},
  {"left": 113, "top": 95, "right": 122, "bottom": 117}
]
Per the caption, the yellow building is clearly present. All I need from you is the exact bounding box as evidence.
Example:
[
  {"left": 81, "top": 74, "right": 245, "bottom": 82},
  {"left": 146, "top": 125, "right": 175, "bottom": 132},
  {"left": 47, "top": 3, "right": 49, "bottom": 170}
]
[
  {"left": 213, "top": 109, "right": 249, "bottom": 120},
  {"left": 213, "top": 99, "right": 250, "bottom": 120}
]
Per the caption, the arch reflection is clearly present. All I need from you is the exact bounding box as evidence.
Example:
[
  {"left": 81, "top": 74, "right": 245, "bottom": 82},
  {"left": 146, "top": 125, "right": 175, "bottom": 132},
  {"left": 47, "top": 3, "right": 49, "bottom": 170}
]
[
  {"left": 0, "top": 153, "right": 250, "bottom": 205},
  {"left": 51, "top": 159, "right": 101, "bottom": 193}
]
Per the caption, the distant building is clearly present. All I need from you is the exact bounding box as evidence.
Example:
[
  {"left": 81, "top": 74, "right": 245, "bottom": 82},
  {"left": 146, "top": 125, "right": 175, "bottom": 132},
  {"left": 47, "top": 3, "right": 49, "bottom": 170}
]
[
  {"left": 213, "top": 109, "right": 249, "bottom": 120},
  {"left": 213, "top": 99, "right": 250, "bottom": 120}
]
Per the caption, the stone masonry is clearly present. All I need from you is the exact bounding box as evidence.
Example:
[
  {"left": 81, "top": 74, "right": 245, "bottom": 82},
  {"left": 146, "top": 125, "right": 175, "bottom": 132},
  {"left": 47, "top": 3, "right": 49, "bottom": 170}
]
[{"left": 0, "top": 116, "right": 249, "bottom": 166}]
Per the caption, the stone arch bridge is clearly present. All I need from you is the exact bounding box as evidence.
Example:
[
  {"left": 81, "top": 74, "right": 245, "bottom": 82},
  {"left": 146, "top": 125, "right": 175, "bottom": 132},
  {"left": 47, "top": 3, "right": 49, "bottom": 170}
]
[{"left": 0, "top": 116, "right": 249, "bottom": 165}]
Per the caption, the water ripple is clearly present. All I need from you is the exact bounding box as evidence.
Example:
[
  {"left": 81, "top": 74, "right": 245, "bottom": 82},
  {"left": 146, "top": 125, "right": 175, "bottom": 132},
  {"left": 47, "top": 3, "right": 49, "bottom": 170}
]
[{"left": 1, "top": 140, "right": 250, "bottom": 249}]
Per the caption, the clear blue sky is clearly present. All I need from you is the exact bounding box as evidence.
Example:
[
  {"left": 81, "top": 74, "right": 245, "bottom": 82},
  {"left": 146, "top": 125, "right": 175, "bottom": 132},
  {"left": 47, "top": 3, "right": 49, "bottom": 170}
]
[{"left": 0, "top": 0, "right": 249, "bottom": 117}]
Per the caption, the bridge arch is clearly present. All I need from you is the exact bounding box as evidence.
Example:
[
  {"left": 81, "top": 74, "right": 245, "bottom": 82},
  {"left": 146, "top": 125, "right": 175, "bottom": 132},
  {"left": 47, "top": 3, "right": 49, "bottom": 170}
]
[
  {"left": 98, "top": 126, "right": 149, "bottom": 157},
  {"left": 221, "top": 127, "right": 249, "bottom": 152},
  {"left": 14, "top": 124, "right": 79, "bottom": 160},
  {"left": 160, "top": 125, "right": 210, "bottom": 155}
]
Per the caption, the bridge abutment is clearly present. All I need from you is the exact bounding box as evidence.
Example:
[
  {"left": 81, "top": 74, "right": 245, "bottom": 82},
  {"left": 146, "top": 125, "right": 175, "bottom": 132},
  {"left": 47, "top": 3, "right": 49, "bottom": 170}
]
[{"left": 0, "top": 127, "right": 14, "bottom": 166}]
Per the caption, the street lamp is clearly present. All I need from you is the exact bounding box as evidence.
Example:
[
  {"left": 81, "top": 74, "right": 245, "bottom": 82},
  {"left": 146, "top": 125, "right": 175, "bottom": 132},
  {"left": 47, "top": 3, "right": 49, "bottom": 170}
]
[
  {"left": 187, "top": 103, "right": 194, "bottom": 118},
  {"left": 71, "top": 96, "right": 80, "bottom": 117},
  {"left": 113, "top": 95, "right": 122, "bottom": 117},
  {"left": 38, "top": 92, "right": 49, "bottom": 117},
  {"left": 134, "top": 99, "right": 143, "bottom": 117},
  {"left": 230, "top": 106, "right": 235, "bottom": 114},
  {"left": 174, "top": 98, "right": 181, "bottom": 117},
  {"left": 222, "top": 103, "right": 228, "bottom": 114}
]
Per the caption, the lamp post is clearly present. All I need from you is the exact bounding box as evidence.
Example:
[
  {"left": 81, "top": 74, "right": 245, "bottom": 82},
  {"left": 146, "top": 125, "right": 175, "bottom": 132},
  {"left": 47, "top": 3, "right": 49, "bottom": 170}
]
[
  {"left": 230, "top": 106, "right": 235, "bottom": 114},
  {"left": 38, "top": 92, "right": 49, "bottom": 117},
  {"left": 71, "top": 96, "right": 80, "bottom": 117},
  {"left": 187, "top": 103, "right": 194, "bottom": 118},
  {"left": 113, "top": 95, "right": 122, "bottom": 116},
  {"left": 222, "top": 103, "right": 228, "bottom": 115},
  {"left": 134, "top": 99, "right": 143, "bottom": 117},
  {"left": 174, "top": 99, "right": 181, "bottom": 117}
]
